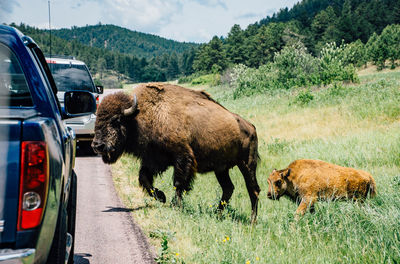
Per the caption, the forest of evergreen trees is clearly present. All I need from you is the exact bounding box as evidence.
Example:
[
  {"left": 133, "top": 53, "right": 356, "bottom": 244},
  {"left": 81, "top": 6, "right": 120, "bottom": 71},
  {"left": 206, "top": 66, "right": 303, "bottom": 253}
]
[
  {"left": 193, "top": 0, "right": 400, "bottom": 73},
  {"left": 51, "top": 24, "right": 198, "bottom": 59}
]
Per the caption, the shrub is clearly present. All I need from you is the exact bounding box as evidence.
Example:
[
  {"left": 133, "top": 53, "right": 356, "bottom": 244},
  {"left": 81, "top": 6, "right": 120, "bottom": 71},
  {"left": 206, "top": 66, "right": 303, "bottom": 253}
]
[
  {"left": 274, "top": 42, "right": 320, "bottom": 89},
  {"left": 178, "top": 74, "right": 196, "bottom": 84},
  {"left": 342, "top": 40, "right": 368, "bottom": 68},
  {"left": 232, "top": 63, "right": 281, "bottom": 99},
  {"left": 319, "top": 42, "right": 359, "bottom": 84},
  {"left": 231, "top": 41, "right": 359, "bottom": 99},
  {"left": 294, "top": 89, "right": 314, "bottom": 105},
  {"left": 191, "top": 74, "right": 220, "bottom": 86}
]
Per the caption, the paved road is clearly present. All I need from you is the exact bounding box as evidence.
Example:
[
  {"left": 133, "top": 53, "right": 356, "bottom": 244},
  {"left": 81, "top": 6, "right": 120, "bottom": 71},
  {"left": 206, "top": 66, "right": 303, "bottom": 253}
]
[{"left": 73, "top": 156, "right": 155, "bottom": 264}]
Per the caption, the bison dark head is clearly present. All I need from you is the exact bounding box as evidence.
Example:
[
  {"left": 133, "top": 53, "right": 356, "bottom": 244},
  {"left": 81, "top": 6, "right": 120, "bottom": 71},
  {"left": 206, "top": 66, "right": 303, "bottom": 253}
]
[{"left": 92, "top": 92, "right": 138, "bottom": 164}]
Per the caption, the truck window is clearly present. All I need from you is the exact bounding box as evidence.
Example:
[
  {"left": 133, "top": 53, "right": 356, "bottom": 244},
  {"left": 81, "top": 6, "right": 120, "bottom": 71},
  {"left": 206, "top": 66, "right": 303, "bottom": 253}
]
[
  {"left": 0, "top": 43, "right": 33, "bottom": 107},
  {"left": 49, "top": 63, "right": 96, "bottom": 92}
]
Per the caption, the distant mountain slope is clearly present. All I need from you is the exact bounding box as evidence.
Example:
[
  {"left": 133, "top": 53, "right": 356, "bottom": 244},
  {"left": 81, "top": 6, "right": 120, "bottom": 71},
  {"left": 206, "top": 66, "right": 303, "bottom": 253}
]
[
  {"left": 50, "top": 24, "right": 199, "bottom": 59},
  {"left": 14, "top": 23, "right": 197, "bottom": 83}
]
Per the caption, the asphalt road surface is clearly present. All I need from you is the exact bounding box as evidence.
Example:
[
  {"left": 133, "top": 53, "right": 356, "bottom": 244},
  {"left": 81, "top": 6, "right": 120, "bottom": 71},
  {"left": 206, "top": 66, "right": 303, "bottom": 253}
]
[{"left": 73, "top": 156, "right": 155, "bottom": 264}]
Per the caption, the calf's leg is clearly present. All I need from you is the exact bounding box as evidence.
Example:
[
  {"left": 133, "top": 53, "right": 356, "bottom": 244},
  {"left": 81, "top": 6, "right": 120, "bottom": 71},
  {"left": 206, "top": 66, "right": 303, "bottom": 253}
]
[{"left": 296, "top": 196, "right": 316, "bottom": 217}]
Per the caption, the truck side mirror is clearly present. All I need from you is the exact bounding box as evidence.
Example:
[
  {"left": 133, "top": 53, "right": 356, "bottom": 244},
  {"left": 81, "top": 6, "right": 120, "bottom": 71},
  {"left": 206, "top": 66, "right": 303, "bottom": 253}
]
[
  {"left": 96, "top": 85, "right": 104, "bottom": 94},
  {"left": 63, "top": 91, "right": 96, "bottom": 118}
]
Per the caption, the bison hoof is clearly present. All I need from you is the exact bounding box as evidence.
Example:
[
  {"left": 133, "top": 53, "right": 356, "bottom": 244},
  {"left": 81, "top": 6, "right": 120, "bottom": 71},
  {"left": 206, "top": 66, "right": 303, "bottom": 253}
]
[
  {"left": 218, "top": 200, "right": 229, "bottom": 211},
  {"left": 153, "top": 189, "right": 166, "bottom": 203}
]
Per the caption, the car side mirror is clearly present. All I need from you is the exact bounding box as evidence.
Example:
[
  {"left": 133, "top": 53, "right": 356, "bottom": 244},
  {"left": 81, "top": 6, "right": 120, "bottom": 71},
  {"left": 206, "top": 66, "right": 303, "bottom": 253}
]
[
  {"left": 96, "top": 85, "right": 104, "bottom": 94},
  {"left": 63, "top": 91, "right": 96, "bottom": 118}
]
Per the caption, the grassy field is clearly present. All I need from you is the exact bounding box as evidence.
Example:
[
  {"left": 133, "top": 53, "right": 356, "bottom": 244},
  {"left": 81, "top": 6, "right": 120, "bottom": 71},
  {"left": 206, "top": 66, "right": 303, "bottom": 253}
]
[{"left": 112, "top": 69, "right": 400, "bottom": 263}]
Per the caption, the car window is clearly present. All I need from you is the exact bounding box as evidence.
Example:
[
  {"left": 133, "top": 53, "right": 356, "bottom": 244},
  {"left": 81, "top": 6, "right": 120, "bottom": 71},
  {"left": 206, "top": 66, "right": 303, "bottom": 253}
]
[
  {"left": 0, "top": 43, "right": 33, "bottom": 107},
  {"left": 49, "top": 63, "right": 96, "bottom": 92}
]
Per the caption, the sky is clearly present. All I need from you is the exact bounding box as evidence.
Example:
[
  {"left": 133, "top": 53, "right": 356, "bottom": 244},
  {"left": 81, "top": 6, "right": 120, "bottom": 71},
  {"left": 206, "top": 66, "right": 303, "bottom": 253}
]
[{"left": 0, "top": 0, "right": 299, "bottom": 43}]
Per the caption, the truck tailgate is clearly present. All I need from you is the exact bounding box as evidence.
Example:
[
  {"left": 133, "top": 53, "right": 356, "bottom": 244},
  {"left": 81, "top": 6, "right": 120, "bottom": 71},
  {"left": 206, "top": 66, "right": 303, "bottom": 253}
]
[{"left": 0, "top": 120, "right": 21, "bottom": 244}]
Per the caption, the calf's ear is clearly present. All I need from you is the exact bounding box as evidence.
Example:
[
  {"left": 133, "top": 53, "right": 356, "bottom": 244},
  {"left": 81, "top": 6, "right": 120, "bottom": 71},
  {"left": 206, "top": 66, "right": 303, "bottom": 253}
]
[{"left": 283, "top": 168, "right": 291, "bottom": 178}]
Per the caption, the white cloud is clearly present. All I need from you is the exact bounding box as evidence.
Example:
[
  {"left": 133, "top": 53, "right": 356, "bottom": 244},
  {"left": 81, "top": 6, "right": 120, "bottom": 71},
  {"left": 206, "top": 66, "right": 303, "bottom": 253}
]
[
  {"left": 2, "top": 0, "right": 300, "bottom": 42},
  {"left": 0, "top": 0, "right": 19, "bottom": 13},
  {"left": 194, "top": 0, "right": 227, "bottom": 9},
  {"left": 0, "top": 0, "right": 19, "bottom": 21},
  {"left": 94, "top": 0, "right": 184, "bottom": 33},
  {"left": 235, "top": 8, "right": 277, "bottom": 20}
]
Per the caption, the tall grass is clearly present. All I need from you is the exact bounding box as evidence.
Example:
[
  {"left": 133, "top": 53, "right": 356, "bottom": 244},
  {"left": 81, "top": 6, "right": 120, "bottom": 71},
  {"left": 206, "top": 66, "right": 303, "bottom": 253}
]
[{"left": 112, "top": 69, "right": 400, "bottom": 263}]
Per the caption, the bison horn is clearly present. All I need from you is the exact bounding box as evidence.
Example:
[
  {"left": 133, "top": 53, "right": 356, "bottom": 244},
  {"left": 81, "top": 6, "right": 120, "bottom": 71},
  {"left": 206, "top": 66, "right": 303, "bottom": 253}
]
[{"left": 123, "top": 94, "right": 138, "bottom": 116}]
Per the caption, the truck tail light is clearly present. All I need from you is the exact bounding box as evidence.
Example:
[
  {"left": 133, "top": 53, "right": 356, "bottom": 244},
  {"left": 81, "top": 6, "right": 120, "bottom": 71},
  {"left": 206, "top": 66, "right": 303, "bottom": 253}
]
[
  {"left": 96, "top": 95, "right": 99, "bottom": 110},
  {"left": 18, "top": 141, "right": 49, "bottom": 230}
]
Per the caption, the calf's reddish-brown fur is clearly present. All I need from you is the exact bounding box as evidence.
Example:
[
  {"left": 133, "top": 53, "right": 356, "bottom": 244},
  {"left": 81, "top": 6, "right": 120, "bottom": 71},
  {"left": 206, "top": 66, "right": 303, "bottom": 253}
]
[{"left": 267, "top": 159, "right": 376, "bottom": 216}]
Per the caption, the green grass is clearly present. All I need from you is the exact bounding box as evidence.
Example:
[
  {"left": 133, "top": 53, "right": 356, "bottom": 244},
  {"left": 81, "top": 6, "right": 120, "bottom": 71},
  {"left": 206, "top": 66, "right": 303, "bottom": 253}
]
[{"left": 113, "top": 69, "right": 400, "bottom": 263}]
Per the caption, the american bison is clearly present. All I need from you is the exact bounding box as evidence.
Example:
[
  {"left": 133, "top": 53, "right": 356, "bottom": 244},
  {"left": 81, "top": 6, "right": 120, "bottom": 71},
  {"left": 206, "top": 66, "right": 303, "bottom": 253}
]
[
  {"left": 267, "top": 159, "right": 376, "bottom": 216},
  {"left": 92, "top": 83, "right": 261, "bottom": 223}
]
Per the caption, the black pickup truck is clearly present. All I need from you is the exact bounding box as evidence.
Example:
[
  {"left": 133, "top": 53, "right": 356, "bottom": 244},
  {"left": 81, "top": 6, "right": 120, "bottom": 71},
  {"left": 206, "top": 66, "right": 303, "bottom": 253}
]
[{"left": 0, "top": 25, "right": 96, "bottom": 263}]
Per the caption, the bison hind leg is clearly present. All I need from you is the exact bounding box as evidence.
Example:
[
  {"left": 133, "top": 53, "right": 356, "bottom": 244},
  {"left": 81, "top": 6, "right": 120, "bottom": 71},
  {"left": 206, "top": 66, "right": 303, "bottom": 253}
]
[
  {"left": 238, "top": 162, "right": 260, "bottom": 224},
  {"left": 215, "top": 169, "right": 235, "bottom": 211},
  {"left": 172, "top": 147, "right": 197, "bottom": 207}
]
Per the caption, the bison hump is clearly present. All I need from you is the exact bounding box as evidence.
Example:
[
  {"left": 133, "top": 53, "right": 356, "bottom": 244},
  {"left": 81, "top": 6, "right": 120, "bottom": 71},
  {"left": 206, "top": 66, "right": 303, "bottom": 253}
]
[{"left": 146, "top": 83, "right": 165, "bottom": 92}]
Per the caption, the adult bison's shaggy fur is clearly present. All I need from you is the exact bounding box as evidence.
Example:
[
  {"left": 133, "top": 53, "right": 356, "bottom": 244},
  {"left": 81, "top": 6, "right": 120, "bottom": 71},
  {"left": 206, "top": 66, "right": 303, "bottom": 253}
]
[
  {"left": 267, "top": 159, "right": 376, "bottom": 216},
  {"left": 92, "top": 83, "right": 261, "bottom": 223}
]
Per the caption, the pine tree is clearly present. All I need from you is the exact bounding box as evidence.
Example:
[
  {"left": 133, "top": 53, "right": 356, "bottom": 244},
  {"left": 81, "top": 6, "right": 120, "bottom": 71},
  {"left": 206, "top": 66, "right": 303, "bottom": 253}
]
[{"left": 225, "top": 24, "right": 246, "bottom": 64}]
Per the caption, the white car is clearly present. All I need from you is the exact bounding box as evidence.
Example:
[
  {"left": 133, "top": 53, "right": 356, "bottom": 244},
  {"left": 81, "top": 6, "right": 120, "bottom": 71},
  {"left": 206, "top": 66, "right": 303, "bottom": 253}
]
[{"left": 46, "top": 56, "right": 103, "bottom": 153}]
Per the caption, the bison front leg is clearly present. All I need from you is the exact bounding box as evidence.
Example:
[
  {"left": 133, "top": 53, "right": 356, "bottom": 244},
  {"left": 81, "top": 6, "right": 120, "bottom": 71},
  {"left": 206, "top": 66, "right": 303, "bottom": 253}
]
[
  {"left": 172, "top": 148, "right": 197, "bottom": 207},
  {"left": 139, "top": 166, "right": 166, "bottom": 203}
]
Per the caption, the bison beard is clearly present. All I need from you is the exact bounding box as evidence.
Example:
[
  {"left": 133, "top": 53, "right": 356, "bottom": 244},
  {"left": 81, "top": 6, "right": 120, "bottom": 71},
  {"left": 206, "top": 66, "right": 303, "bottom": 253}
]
[{"left": 92, "top": 83, "right": 261, "bottom": 223}]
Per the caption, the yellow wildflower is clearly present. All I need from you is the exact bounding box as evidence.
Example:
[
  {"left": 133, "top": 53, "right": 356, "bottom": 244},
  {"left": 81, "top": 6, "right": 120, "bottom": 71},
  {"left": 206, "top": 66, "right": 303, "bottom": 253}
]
[
  {"left": 175, "top": 252, "right": 180, "bottom": 257},
  {"left": 246, "top": 260, "right": 250, "bottom": 264}
]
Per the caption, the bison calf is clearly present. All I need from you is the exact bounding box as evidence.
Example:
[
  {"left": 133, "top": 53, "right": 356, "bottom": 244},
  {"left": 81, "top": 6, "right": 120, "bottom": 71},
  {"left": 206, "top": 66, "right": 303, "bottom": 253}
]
[{"left": 267, "top": 159, "right": 376, "bottom": 216}]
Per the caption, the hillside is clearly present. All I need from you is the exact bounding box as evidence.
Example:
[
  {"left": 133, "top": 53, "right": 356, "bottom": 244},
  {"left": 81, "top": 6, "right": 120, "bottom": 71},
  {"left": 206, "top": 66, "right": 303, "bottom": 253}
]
[
  {"left": 50, "top": 24, "right": 198, "bottom": 59},
  {"left": 14, "top": 23, "right": 198, "bottom": 83},
  {"left": 193, "top": 0, "right": 400, "bottom": 72}
]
